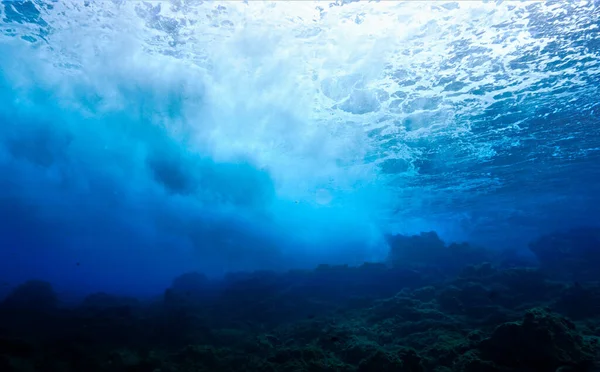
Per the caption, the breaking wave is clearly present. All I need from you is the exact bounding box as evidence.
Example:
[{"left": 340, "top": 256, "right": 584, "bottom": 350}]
[{"left": 0, "top": 0, "right": 599, "bottom": 293}]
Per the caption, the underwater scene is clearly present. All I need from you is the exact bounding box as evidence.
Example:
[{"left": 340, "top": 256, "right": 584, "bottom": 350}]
[{"left": 1, "top": 0, "right": 600, "bottom": 371}]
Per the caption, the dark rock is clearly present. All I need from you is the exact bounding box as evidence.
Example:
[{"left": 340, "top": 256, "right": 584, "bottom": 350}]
[
  {"left": 459, "top": 263, "right": 496, "bottom": 279},
  {"left": 0, "top": 355, "right": 11, "bottom": 371},
  {"left": 387, "top": 231, "right": 446, "bottom": 264},
  {"left": 171, "top": 272, "right": 209, "bottom": 291},
  {"left": 0, "top": 354, "right": 17, "bottom": 372},
  {"left": 386, "top": 232, "right": 490, "bottom": 274},
  {"left": 412, "top": 286, "right": 436, "bottom": 302},
  {"left": 1, "top": 280, "right": 57, "bottom": 311},
  {"left": 399, "top": 348, "right": 424, "bottom": 372},
  {"left": 81, "top": 292, "right": 138, "bottom": 307},
  {"left": 454, "top": 350, "right": 503, "bottom": 372},
  {"left": 436, "top": 286, "right": 464, "bottom": 314},
  {"left": 357, "top": 350, "right": 404, "bottom": 372},
  {"left": 554, "top": 283, "right": 600, "bottom": 320},
  {"left": 165, "top": 272, "right": 214, "bottom": 309},
  {"left": 0, "top": 338, "right": 34, "bottom": 358},
  {"left": 478, "top": 308, "right": 596, "bottom": 370},
  {"left": 529, "top": 228, "right": 600, "bottom": 281}
]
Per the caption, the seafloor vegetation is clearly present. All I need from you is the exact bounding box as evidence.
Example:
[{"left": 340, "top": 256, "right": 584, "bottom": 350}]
[{"left": 1, "top": 228, "right": 599, "bottom": 372}]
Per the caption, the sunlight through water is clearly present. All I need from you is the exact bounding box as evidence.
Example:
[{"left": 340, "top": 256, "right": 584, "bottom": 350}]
[{"left": 0, "top": 0, "right": 599, "bottom": 293}]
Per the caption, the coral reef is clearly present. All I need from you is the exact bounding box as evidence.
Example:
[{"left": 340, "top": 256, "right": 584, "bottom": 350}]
[{"left": 0, "top": 231, "right": 599, "bottom": 371}]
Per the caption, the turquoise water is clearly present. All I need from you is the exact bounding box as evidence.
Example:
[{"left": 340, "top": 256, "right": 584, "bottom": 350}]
[{"left": 0, "top": 0, "right": 599, "bottom": 295}]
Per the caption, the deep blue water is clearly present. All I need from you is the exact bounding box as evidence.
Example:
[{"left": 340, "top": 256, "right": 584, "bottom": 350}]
[{"left": 0, "top": 0, "right": 599, "bottom": 297}]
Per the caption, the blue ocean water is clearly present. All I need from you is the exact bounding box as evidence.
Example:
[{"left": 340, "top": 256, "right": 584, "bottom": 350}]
[{"left": 0, "top": 0, "right": 599, "bottom": 298}]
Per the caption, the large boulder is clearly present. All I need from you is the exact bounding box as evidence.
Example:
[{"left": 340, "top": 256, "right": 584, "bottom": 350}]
[
  {"left": 0, "top": 280, "right": 57, "bottom": 311},
  {"left": 478, "top": 308, "right": 597, "bottom": 371},
  {"left": 386, "top": 232, "right": 490, "bottom": 273},
  {"left": 529, "top": 228, "right": 600, "bottom": 281}
]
